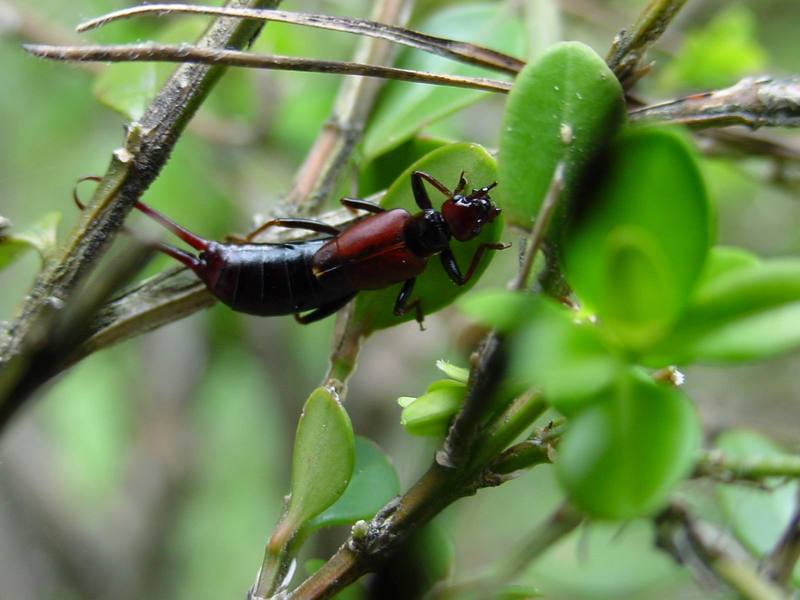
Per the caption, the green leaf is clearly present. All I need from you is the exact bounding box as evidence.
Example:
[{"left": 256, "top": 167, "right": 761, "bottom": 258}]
[
  {"left": 0, "top": 211, "right": 61, "bottom": 270},
  {"left": 435, "top": 359, "right": 469, "bottom": 383},
  {"left": 400, "top": 385, "right": 465, "bottom": 437},
  {"left": 351, "top": 143, "right": 503, "bottom": 335},
  {"left": 650, "top": 256, "right": 800, "bottom": 364},
  {"left": 306, "top": 436, "right": 400, "bottom": 531},
  {"left": 286, "top": 387, "right": 355, "bottom": 529},
  {"left": 510, "top": 298, "right": 621, "bottom": 415},
  {"left": 662, "top": 4, "right": 768, "bottom": 88},
  {"left": 363, "top": 3, "right": 525, "bottom": 159},
  {"left": 359, "top": 137, "right": 450, "bottom": 197},
  {"left": 715, "top": 430, "right": 800, "bottom": 587},
  {"left": 563, "top": 127, "right": 710, "bottom": 350},
  {"left": 93, "top": 19, "right": 206, "bottom": 120},
  {"left": 498, "top": 41, "right": 626, "bottom": 229},
  {"left": 556, "top": 369, "right": 700, "bottom": 519},
  {"left": 458, "top": 289, "right": 537, "bottom": 332}
]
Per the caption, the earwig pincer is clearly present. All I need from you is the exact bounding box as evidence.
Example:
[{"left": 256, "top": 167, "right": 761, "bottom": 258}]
[{"left": 108, "top": 170, "right": 507, "bottom": 326}]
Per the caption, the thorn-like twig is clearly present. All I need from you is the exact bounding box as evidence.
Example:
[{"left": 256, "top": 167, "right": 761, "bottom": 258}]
[
  {"left": 75, "top": 3, "right": 525, "bottom": 75},
  {"left": 23, "top": 43, "right": 512, "bottom": 94}
]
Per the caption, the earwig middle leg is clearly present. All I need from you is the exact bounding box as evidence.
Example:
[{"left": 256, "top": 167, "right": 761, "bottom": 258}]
[
  {"left": 294, "top": 293, "right": 356, "bottom": 324},
  {"left": 393, "top": 278, "right": 425, "bottom": 330},
  {"left": 244, "top": 218, "right": 341, "bottom": 242},
  {"left": 340, "top": 197, "right": 385, "bottom": 214},
  {"left": 440, "top": 242, "right": 511, "bottom": 286}
]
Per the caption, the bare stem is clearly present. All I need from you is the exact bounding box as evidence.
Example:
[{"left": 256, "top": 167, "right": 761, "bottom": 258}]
[
  {"left": 76, "top": 3, "right": 525, "bottom": 75},
  {"left": 23, "top": 43, "right": 512, "bottom": 94},
  {"left": 605, "top": 0, "right": 688, "bottom": 88},
  {"left": 762, "top": 489, "right": 800, "bottom": 587},
  {"left": 694, "top": 449, "right": 800, "bottom": 482},
  {"left": 509, "top": 162, "right": 565, "bottom": 291},
  {"left": 630, "top": 77, "right": 800, "bottom": 129}
]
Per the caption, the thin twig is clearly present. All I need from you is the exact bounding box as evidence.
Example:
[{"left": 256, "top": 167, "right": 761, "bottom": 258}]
[
  {"left": 694, "top": 449, "right": 800, "bottom": 482},
  {"left": 23, "top": 44, "right": 513, "bottom": 94},
  {"left": 605, "top": 0, "right": 688, "bottom": 89},
  {"left": 762, "top": 488, "right": 800, "bottom": 587},
  {"left": 509, "top": 162, "right": 565, "bottom": 291},
  {"left": 76, "top": 4, "right": 525, "bottom": 75},
  {"left": 656, "top": 504, "right": 789, "bottom": 600},
  {"left": 629, "top": 77, "right": 800, "bottom": 129}
]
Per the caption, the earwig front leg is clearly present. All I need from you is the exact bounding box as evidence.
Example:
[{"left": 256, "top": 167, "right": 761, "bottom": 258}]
[
  {"left": 244, "top": 218, "right": 341, "bottom": 242},
  {"left": 393, "top": 278, "right": 425, "bottom": 330},
  {"left": 440, "top": 242, "right": 511, "bottom": 285},
  {"left": 294, "top": 293, "right": 356, "bottom": 325},
  {"left": 340, "top": 197, "right": 385, "bottom": 214},
  {"left": 411, "top": 170, "right": 454, "bottom": 210}
]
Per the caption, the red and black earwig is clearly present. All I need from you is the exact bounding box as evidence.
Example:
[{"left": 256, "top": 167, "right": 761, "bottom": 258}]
[{"left": 81, "top": 171, "right": 506, "bottom": 325}]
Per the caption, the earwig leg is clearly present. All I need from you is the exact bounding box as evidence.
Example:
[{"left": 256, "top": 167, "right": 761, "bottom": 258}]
[
  {"left": 393, "top": 278, "right": 425, "bottom": 330},
  {"left": 73, "top": 175, "right": 103, "bottom": 210},
  {"left": 245, "top": 218, "right": 340, "bottom": 242},
  {"left": 134, "top": 200, "right": 210, "bottom": 251},
  {"left": 440, "top": 243, "right": 510, "bottom": 286},
  {"left": 454, "top": 171, "right": 467, "bottom": 195},
  {"left": 340, "top": 197, "right": 385, "bottom": 214},
  {"left": 73, "top": 176, "right": 202, "bottom": 271},
  {"left": 294, "top": 293, "right": 356, "bottom": 324},
  {"left": 412, "top": 170, "right": 452, "bottom": 210},
  {"left": 152, "top": 241, "right": 202, "bottom": 272}
]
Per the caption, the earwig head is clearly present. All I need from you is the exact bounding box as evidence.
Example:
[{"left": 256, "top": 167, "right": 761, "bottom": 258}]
[{"left": 441, "top": 182, "right": 500, "bottom": 242}]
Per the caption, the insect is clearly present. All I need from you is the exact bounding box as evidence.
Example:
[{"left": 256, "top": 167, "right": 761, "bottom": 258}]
[{"left": 88, "top": 170, "right": 507, "bottom": 326}]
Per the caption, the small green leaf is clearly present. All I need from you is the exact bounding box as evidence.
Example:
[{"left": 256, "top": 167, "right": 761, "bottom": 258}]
[
  {"left": 435, "top": 359, "right": 469, "bottom": 383},
  {"left": 662, "top": 4, "right": 768, "bottom": 88},
  {"left": 359, "top": 137, "right": 450, "bottom": 197},
  {"left": 697, "top": 245, "right": 761, "bottom": 287},
  {"left": 351, "top": 143, "right": 503, "bottom": 335},
  {"left": 556, "top": 369, "right": 700, "bottom": 519},
  {"left": 306, "top": 436, "right": 400, "bottom": 531},
  {"left": 715, "top": 430, "right": 800, "bottom": 587},
  {"left": 0, "top": 211, "right": 61, "bottom": 270},
  {"left": 650, "top": 257, "right": 800, "bottom": 364},
  {"left": 286, "top": 387, "right": 355, "bottom": 529},
  {"left": 563, "top": 127, "right": 710, "bottom": 351},
  {"left": 498, "top": 41, "right": 626, "bottom": 229},
  {"left": 363, "top": 4, "right": 525, "bottom": 159},
  {"left": 400, "top": 386, "right": 465, "bottom": 437},
  {"left": 459, "top": 289, "right": 536, "bottom": 331},
  {"left": 510, "top": 298, "right": 620, "bottom": 415}
]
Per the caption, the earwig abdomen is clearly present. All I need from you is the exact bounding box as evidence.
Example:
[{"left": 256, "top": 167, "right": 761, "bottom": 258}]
[{"left": 200, "top": 240, "right": 353, "bottom": 316}]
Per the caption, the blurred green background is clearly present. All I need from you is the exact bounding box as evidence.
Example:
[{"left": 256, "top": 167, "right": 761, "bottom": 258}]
[{"left": 1, "top": 1, "right": 799, "bottom": 598}]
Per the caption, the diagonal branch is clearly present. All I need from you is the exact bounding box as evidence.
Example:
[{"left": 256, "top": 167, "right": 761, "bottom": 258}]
[
  {"left": 76, "top": 3, "right": 525, "bottom": 75},
  {"left": 23, "top": 43, "right": 513, "bottom": 94},
  {"left": 606, "top": 0, "right": 688, "bottom": 89},
  {"left": 629, "top": 77, "right": 800, "bottom": 129}
]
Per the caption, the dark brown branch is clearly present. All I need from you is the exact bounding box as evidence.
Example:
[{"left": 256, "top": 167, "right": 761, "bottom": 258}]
[
  {"left": 77, "top": 3, "right": 525, "bottom": 76},
  {"left": 23, "top": 43, "right": 512, "bottom": 94},
  {"left": 630, "top": 77, "right": 800, "bottom": 129}
]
